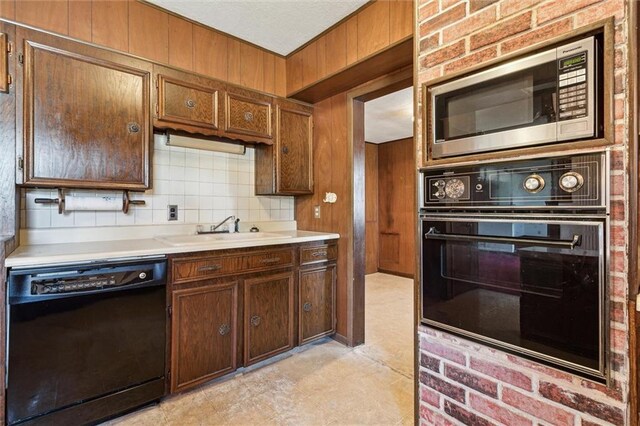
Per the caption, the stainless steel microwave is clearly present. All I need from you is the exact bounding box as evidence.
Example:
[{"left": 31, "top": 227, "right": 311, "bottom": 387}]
[{"left": 429, "top": 36, "right": 602, "bottom": 158}]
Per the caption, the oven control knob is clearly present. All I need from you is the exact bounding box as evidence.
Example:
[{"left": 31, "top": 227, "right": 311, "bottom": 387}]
[
  {"left": 523, "top": 174, "right": 545, "bottom": 193},
  {"left": 445, "top": 178, "right": 465, "bottom": 199},
  {"left": 434, "top": 190, "right": 446, "bottom": 199},
  {"left": 138, "top": 272, "right": 147, "bottom": 280},
  {"left": 559, "top": 172, "right": 584, "bottom": 192},
  {"left": 433, "top": 179, "right": 445, "bottom": 188}
]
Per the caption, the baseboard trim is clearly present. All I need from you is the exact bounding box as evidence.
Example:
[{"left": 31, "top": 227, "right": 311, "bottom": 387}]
[{"left": 377, "top": 269, "right": 414, "bottom": 279}]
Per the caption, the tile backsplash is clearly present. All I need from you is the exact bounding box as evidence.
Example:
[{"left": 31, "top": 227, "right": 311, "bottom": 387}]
[{"left": 21, "top": 135, "right": 294, "bottom": 229}]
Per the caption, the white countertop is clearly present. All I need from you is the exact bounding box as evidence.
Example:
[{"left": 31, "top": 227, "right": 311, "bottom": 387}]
[{"left": 6, "top": 229, "right": 339, "bottom": 268}]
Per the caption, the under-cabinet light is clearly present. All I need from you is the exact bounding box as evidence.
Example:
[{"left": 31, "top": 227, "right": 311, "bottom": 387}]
[{"left": 166, "top": 133, "right": 246, "bottom": 155}]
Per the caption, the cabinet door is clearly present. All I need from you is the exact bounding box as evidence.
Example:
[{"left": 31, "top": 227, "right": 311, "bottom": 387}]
[
  {"left": 299, "top": 264, "right": 336, "bottom": 344},
  {"left": 19, "top": 28, "right": 151, "bottom": 189},
  {"left": 171, "top": 282, "right": 238, "bottom": 393},
  {"left": 244, "top": 272, "right": 294, "bottom": 365},
  {"left": 224, "top": 89, "right": 273, "bottom": 142},
  {"left": 155, "top": 65, "right": 224, "bottom": 135},
  {"left": 276, "top": 106, "right": 313, "bottom": 194}
]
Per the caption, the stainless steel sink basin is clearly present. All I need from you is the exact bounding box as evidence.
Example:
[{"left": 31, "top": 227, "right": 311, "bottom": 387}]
[{"left": 155, "top": 232, "right": 292, "bottom": 247}]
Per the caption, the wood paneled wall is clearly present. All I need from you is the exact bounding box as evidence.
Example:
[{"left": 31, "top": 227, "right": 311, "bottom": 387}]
[
  {"left": 295, "top": 93, "right": 350, "bottom": 340},
  {"left": 0, "top": 0, "right": 286, "bottom": 96},
  {"left": 0, "top": 20, "right": 16, "bottom": 238},
  {"left": 286, "top": 0, "right": 412, "bottom": 95},
  {"left": 365, "top": 143, "right": 379, "bottom": 275},
  {"left": 377, "top": 138, "right": 414, "bottom": 277}
]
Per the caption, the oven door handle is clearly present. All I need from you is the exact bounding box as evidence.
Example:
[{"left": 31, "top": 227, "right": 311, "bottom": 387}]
[{"left": 424, "top": 227, "right": 582, "bottom": 249}]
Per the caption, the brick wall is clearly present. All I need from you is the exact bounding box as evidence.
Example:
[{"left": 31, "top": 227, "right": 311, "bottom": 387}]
[{"left": 416, "top": 0, "right": 630, "bottom": 424}]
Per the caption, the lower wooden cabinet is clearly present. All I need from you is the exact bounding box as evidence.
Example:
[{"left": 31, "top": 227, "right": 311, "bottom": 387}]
[
  {"left": 299, "top": 264, "right": 336, "bottom": 345},
  {"left": 170, "top": 281, "right": 238, "bottom": 393},
  {"left": 243, "top": 272, "right": 295, "bottom": 366}
]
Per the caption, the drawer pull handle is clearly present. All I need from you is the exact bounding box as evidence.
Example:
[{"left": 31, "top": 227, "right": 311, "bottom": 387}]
[
  {"left": 218, "top": 323, "right": 231, "bottom": 336},
  {"left": 198, "top": 264, "right": 222, "bottom": 272},
  {"left": 260, "top": 257, "right": 281, "bottom": 264},
  {"left": 185, "top": 99, "right": 196, "bottom": 108},
  {"left": 311, "top": 251, "right": 327, "bottom": 257},
  {"left": 244, "top": 111, "right": 254, "bottom": 122},
  {"left": 127, "top": 122, "right": 140, "bottom": 134},
  {"left": 303, "top": 302, "right": 312, "bottom": 312},
  {"left": 250, "top": 315, "right": 261, "bottom": 327}
]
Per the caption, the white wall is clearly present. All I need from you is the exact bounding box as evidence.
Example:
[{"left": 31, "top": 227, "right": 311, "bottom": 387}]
[{"left": 21, "top": 135, "right": 294, "bottom": 229}]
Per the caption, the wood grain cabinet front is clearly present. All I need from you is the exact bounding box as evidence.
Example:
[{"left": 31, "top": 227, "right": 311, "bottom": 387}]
[
  {"left": 299, "top": 264, "right": 336, "bottom": 345},
  {"left": 224, "top": 88, "right": 273, "bottom": 143},
  {"left": 243, "top": 271, "right": 295, "bottom": 366},
  {"left": 154, "top": 65, "right": 224, "bottom": 136},
  {"left": 255, "top": 100, "right": 313, "bottom": 195},
  {"left": 17, "top": 27, "right": 152, "bottom": 190},
  {"left": 170, "top": 281, "right": 238, "bottom": 393}
]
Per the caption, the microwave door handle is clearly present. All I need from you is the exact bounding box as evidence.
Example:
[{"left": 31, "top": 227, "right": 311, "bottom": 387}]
[{"left": 424, "top": 228, "right": 582, "bottom": 249}]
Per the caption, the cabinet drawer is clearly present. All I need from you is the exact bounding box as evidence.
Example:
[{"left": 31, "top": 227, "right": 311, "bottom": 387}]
[
  {"left": 172, "top": 255, "right": 242, "bottom": 284},
  {"left": 158, "top": 75, "right": 219, "bottom": 130},
  {"left": 243, "top": 249, "right": 294, "bottom": 271},
  {"left": 225, "top": 93, "right": 272, "bottom": 139},
  {"left": 300, "top": 243, "right": 337, "bottom": 265}
]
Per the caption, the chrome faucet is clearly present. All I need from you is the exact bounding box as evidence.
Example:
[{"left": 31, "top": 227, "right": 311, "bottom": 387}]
[
  {"left": 212, "top": 215, "right": 236, "bottom": 232},
  {"left": 196, "top": 216, "right": 240, "bottom": 234}
]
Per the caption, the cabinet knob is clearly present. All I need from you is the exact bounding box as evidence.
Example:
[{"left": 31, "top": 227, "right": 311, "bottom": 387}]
[
  {"left": 185, "top": 99, "right": 196, "bottom": 109},
  {"left": 244, "top": 111, "right": 254, "bottom": 122},
  {"left": 218, "top": 323, "right": 231, "bottom": 336},
  {"left": 303, "top": 302, "right": 312, "bottom": 312},
  {"left": 127, "top": 122, "right": 141, "bottom": 134},
  {"left": 282, "top": 146, "right": 289, "bottom": 154},
  {"left": 250, "top": 315, "right": 261, "bottom": 327}
]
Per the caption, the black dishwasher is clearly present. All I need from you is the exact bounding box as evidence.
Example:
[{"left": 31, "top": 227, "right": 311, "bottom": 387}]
[{"left": 6, "top": 258, "right": 168, "bottom": 425}]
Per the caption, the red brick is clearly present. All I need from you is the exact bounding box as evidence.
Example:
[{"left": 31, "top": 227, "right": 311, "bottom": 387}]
[
  {"left": 421, "top": 40, "right": 466, "bottom": 68},
  {"left": 469, "top": 358, "right": 532, "bottom": 391},
  {"left": 610, "top": 300, "right": 625, "bottom": 324},
  {"left": 420, "top": 371, "right": 466, "bottom": 403},
  {"left": 614, "top": 23, "right": 625, "bottom": 44},
  {"left": 420, "top": 338, "right": 467, "bottom": 365},
  {"left": 614, "top": 122, "right": 625, "bottom": 145},
  {"left": 538, "top": 381, "right": 624, "bottom": 425},
  {"left": 501, "top": 18, "right": 573, "bottom": 55},
  {"left": 576, "top": 0, "right": 625, "bottom": 27},
  {"left": 610, "top": 351, "right": 625, "bottom": 372},
  {"left": 610, "top": 149, "right": 624, "bottom": 170},
  {"left": 420, "top": 33, "right": 440, "bottom": 53},
  {"left": 442, "top": 6, "right": 497, "bottom": 43},
  {"left": 610, "top": 174, "right": 624, "bottom": 196},
  {"left": 577, "top": 377, "right": 624, "bottom": 401},
  {"left": 444, "top": 400, "right": 492, "bottom": 426},
  {"left": 536, "top": 0, "right": 602, "bottom": 25},
  {"left": 470, "top": 11, "right": 532, "bottom": 50},
  {"left": 610, "top": 276, "right": 626, "bottom": 299},
  {"left": 441, "top": 0, "right": 463, "bottom": 11},
  {"left": 614, "top": 47, "right": 624, "bottom": 69},
  {"left": 505, "top": 354, "right": 575, "bottom": 382},
  {"left": 610, "top": 249, "right": 625, "bottom": 273},
  {"left": 444, "top": 364, "right": 498, "bottom": 398},
  {"left": 419, "top": 65, "right": 444, "bottom": 84},
  {"left": 610, "top": 199, "right": 625, "bottom": 221},
  {"left": 610, "top": 224, "right": 625, "bottom": 248},
  {"left": 420, "top": 403, "right": 456, "bottom": 426},
  {"left": 613, "top": 98, "right": 624, "bottom": 120},
  {"left": 581, "top": 420, "right": 603, "bottom": 426},
  {"left": 502, "top": 387, "right": 575, "bottom": 425},
  {"left": 420, "top": 386, "right": 441, "bottom": 408},
  {"left": 469, "top": 393, "right": 532, "bottom": 426},
  {"left": 614, "top": 73, "right": 624, "bottom": 94},
  {"left": 611, "top": 327, "right": 627, "bottom": 352},
  {"left": 501, "top": 0, "right": 539, "bottom": 17},
  {"left": 421, "top": 352, "right": 441, "bottom": 372},
  {"left": 469, "top": 0, "right": 498, "bottom": 13},
  {"left": 444, "top": 46, "right": 497, "bottom": 73},
  {"left": 419, "top": 0, "right": 439, "bottom": 23},
  {"left": 420, "top": 3, "right": 466, "bottom": 34}
]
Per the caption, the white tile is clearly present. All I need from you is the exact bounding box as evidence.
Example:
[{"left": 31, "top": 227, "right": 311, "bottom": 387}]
[
  {"left": 170, "top": 150, "right": 186, "bottom": 166},
  {"left": 51, "top": 211, "right": 75, "bottom": 227},
  {"left": 185, "top": 167, "right": 199, "bottom": 181},
  {"left": 154, "top": 180, "right": 171, "bottom": 195},
  {"left": 237, "top": 185, "right": 251, "bottom": 197},
  {"left": 169, "top": 180, "right": 185, "bottom": 195},
  {"left": 200, "top": 183, "right": 214, "bottom": 196},
  {"left": 199, "top": 210, "right": 213, "bottom": 223},
  {"left": 200, "top": 168, "right": 214, "bottom": 182},
  {"left": 238, "top": 171, "right": 251, "bottom": 185},
  {"left": 153, "top": 150, "right": 170, "bottom": 166},
  {"left": 184, "top": 209, "right": 199, "bottom": 224},
  {"left": 213, "top": 169, "right": 227, "bottom": 183},
  {"left": 116, "top": 211, "right": 136, "bottom": 226},
  {"left": 199, "top": 155, "right": 213, "bottom": 169},
  {"left": 238, "top": 197, "right": 250, "bottom": 210},
  {"left": 135, "top": 209, "right": 153, "bottom": 225},
  {"left": 74, "top": 211, "right": 96, "bottom": 227},
  {"left": 270, "top": 198, "right": 281, "bottom": 210},
  {"left": 153, "top": 195, "right": 169, "bottom": 210},
  {"left": 185, "top": 196, "right": 199, "bottom": 210},
  {"left": 169, "top": 165, "right": 185, "bottom": 180},
  {"left": 200, "top": 196, "right": 213, "bottom": 210},
  {"left": 185, "top": 152, "right": 199, "bottom": 166},
  {"left": 96, "top": 212, "right": 117, "bottom": 226},
  {"left": 213, "top": 183, "right": 230, "bottom": 196},
  {"left": 153, "top": 209, "right": 168, "bottom": 224},
  {"left": 184, "top": 182, "right": 200, "bottom": 196}
]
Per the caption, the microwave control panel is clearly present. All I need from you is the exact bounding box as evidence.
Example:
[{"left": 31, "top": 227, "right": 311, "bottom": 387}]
[{"left": 558, "top": 51, "right": 588, "bottom": 121}]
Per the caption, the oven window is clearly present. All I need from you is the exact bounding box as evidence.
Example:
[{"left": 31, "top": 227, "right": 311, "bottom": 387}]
[
  {"left": 421, "top": 219, "right": 603, "bottom": 376},
  {"left": 434, "top": 61, "right": 557, "bottom": 142}
]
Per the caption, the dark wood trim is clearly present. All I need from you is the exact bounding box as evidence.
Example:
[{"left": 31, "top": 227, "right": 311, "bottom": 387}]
[
  {"left": 412, "top": 0, "right": 420, "bottom": 422},
  {"left": 369, "top": 136, "right": 413, "bottom": 146},
  {"left": 288, "top": 37, "right": 413, "bottom": 103},
  {"left": 377, "top": 269, "right": 414, "bottom": 279},
  {"left": 331, "top": 332, "right": 349, "bottom": 346}
]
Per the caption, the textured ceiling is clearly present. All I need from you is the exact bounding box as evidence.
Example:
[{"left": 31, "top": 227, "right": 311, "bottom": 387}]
[
  {"left": 147, "top": 0, "right": 369, "bottom": 56},
  {"left": 365, "top": 87, "right": 414, "bottom": 144}
]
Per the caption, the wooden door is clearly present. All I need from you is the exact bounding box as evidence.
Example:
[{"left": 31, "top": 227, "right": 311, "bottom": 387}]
[
  {"left": 18, "top": 28, "right": 151, "bottom": 189},
  {"left": 299, "top": 264, "right": 336, "bottom": 344},
  {"left": 276, "top": 105, "right": 313, "bottom": 194},
  {"left": 243, "top": 271, "right": 294, "bottom": 365},
  {"left": 171, "top": 282, "right": 238, "bottom": 393}
]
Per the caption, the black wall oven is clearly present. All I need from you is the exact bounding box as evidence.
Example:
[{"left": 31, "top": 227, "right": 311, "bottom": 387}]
[{"left": 420, "top": 152, "right": 608, "bottom": 381}]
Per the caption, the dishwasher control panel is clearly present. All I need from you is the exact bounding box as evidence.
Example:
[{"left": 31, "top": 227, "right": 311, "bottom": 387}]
[{"left": 31, "top": 269, "right": 153, "bottom": 295}]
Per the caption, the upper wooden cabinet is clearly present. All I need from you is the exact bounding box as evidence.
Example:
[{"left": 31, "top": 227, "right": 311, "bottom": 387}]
[
  {"left": 255, "top": 100, "right": 313, "bottom": 195},
  {"left": 154, "top": 65, "right": 223, "bottom": 135},
  {"left": 17, "top": 28, "right": 152, "bottom": 190},
  {"left": 224, "top": 87, "right": 273, "bottom": 143}
]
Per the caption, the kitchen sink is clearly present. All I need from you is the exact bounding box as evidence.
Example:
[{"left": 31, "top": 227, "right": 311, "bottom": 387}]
[{"left": 155, "top": 232, "right": 292, "bottom": 246}]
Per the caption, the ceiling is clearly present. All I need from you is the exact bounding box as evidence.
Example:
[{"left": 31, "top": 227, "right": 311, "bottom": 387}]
[
  {"left": 365, "top": 87, "right": 414, "bottom": 144},
  {"left": 147, "top": 0, "right": 369, "bottom": 56}
]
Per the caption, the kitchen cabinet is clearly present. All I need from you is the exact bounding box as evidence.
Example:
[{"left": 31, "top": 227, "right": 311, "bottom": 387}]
[
  {"left": 170, "top": 282, "right": 238, "bottom": 393},
  {"left": 154, "top": 64, "right": 224, "bottom": 136},
  {"left": 299, "top": 264, "right": 336, "bottom": 345},
  {"left": 224, "top": 87, "right": 273, "bottom": 143},
  {"left": 243, "top": 272, "right": 295, "bottom": 365},
  {"left": 255, "top": 99, "right": 313, "bottom": 195},
  {"left": 17, "top": 27, "right": 152, "bottom": 190}
]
